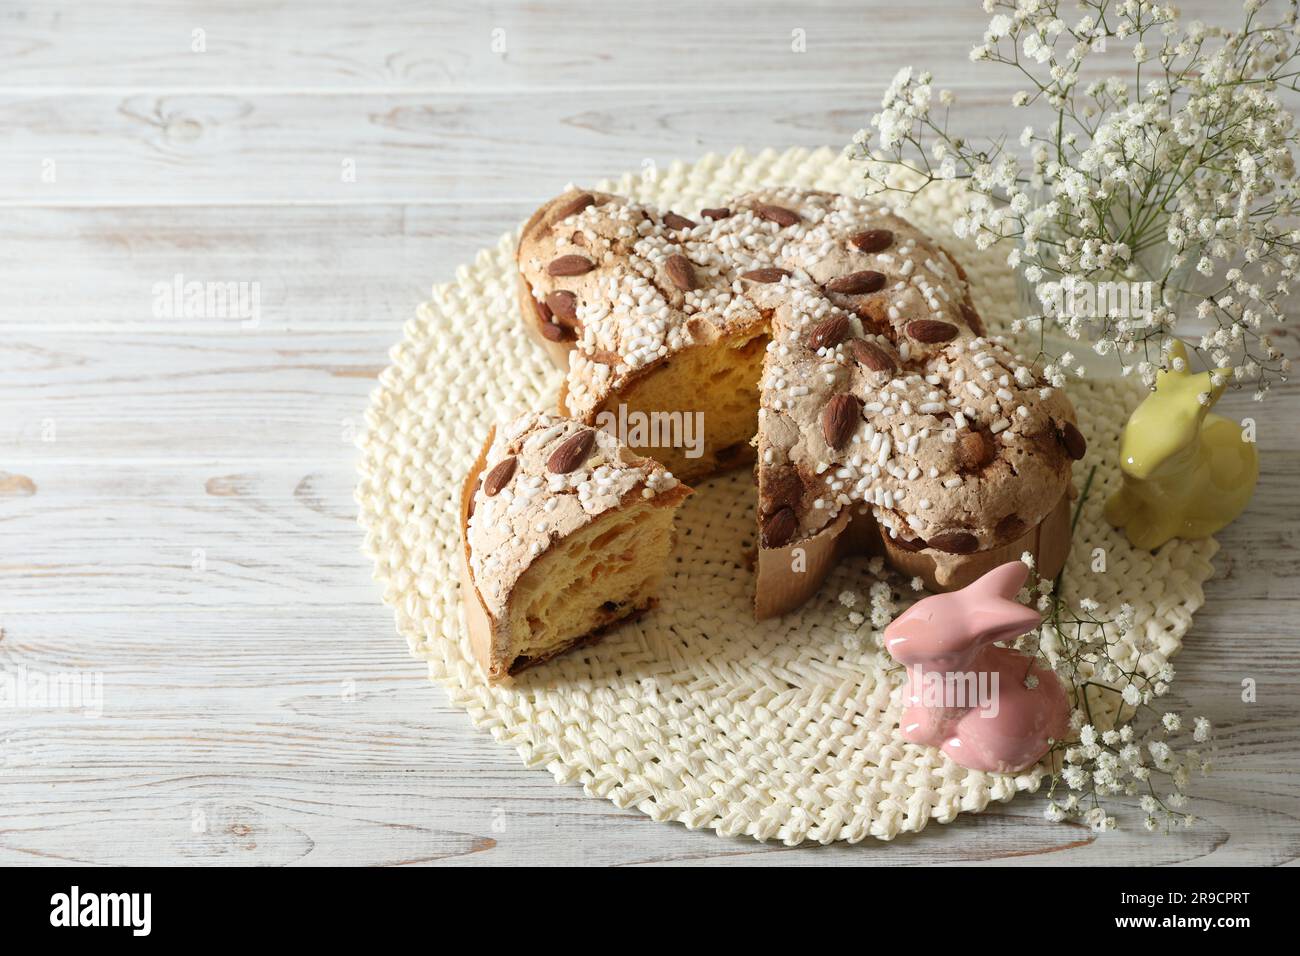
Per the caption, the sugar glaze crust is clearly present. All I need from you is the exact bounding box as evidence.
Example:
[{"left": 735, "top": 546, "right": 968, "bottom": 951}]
[{"left": 516, "top": 188, "right": 771, "bottom": 418}]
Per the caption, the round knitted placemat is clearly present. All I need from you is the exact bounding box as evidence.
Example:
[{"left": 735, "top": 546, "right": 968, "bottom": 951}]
[{"left": 356, "top": 147, "right": 1219, "bottom": 844}]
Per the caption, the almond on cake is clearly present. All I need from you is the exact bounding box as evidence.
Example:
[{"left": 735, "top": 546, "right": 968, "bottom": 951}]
[{"left": 460, "top": 412, "right": 690, "bottom": 682}]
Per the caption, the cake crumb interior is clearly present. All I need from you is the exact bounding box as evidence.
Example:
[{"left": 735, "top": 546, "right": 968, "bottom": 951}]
[
  {"left": 507, "top": 495, "right": 680, "bottom": 668},
  {"left": 601, "top": 330, "right": 768, "bottom": 482}
]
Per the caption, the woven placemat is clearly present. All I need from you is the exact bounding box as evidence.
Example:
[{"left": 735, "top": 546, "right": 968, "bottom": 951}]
[{"left": 356, "top": 147, "right": 1219, "bottom": 844}]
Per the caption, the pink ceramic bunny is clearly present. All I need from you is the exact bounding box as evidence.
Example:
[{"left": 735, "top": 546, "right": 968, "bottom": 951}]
[{"left": 883, "top": 561, "right": 1069, "bottom": 774}]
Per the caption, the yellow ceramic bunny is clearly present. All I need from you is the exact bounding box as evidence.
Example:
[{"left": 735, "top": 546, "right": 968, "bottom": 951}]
[{"left": 1105, "top": 340, "right": 1258, "bottom": 550}]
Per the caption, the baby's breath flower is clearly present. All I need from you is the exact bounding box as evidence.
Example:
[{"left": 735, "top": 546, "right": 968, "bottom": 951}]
[
  {"left": 853, "top": 0, "right": 1296, "bottom": 397},
  {"left": 997, "top": 470, "right": 1216, "bottom": 832},
  {"left": 1193, "top": 716, "right": 1212, "bottom": 742}
]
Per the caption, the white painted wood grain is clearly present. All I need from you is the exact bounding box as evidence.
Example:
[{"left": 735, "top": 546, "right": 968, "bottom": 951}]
[
  {"left": 0, "top": 1, "right": 1129, "bottom": 91},
  {"left": 0, "top": 204, "right": 525, "bottom": 326},
  {"left": 7, "top": 769, "right": 1290, "bottom": 866},
  {"left": 2, "top": 0, "right": 1298, "bottom": 865},
  {"left": 0, "top": 88, "right": 988, "bottom": 204}
]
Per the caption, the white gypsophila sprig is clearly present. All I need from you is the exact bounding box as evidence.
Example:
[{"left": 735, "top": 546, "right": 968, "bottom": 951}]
[
  {"left": 851, "top": 0, "right": 1298, "bottom": 398},
  {"left": 837, "top": 556, "right": 901, "bottom": 666},
  {"left": 1017, "top": 467, "right": 1214, "bottom": 832}
]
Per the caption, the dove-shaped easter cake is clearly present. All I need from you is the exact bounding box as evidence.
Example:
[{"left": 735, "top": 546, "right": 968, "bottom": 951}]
[{"left": 461, "top": 185, "right": 1083, "bottom": 680}]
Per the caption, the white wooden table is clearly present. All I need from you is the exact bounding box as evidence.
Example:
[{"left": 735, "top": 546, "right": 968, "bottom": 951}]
[{"left": 3, "top": 0, "right": 1297, "bottom": 866}]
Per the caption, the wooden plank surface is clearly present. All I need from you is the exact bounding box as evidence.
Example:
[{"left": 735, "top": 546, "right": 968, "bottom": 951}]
[
  {"left": 2, "top": 0, "right": 1298, "bottom": 866},
  {"left": 0, "top": 1, "right": 1085, "bottom": 91},
  {"left": 0, "top": 204, "right": 518, "bottom": 327}
]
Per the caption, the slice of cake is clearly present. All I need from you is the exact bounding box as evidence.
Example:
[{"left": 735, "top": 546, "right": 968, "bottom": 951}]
[{"left": 460, "top": 412, "right": 690, "bottom": 682}]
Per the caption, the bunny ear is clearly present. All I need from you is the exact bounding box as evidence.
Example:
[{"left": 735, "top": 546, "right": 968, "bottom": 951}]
[
  {"left": 964, "top": 561, "right": 1029, "bottom": 600},
  {"left": 971, "top": 601, "right": 1042, "bottom": 646},
  {"left": 960, "top": 562, "right": 1039, "bottom": 647}
]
